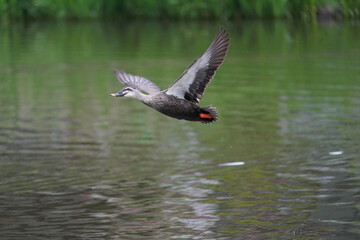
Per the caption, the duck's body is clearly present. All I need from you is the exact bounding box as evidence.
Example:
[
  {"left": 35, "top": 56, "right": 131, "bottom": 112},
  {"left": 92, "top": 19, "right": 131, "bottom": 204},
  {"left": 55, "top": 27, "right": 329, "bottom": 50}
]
[
  {"left": 111, "top": 28, "right": 230, "bottom": 124},
  {"left": 142, "top": 92, "right": 217, "bottom": 124}
]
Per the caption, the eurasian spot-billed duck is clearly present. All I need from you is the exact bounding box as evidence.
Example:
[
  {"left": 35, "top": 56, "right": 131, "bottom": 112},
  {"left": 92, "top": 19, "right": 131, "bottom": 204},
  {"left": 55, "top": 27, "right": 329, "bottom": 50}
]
[{"left": 111, "top": 28, "right": 230, "bottom": 124}]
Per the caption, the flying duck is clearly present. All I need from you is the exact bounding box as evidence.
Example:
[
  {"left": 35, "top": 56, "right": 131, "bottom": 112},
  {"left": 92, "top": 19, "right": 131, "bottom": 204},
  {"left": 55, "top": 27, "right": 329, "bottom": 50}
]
[{"left": 111, "top": 28, "right": 230, "bottom": 124}]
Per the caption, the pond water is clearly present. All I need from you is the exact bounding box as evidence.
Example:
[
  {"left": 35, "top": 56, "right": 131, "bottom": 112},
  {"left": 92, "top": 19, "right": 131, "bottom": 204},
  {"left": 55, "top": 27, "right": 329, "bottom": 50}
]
[{"left": 1, "top": 20, "right": 360, "bottom": 239}]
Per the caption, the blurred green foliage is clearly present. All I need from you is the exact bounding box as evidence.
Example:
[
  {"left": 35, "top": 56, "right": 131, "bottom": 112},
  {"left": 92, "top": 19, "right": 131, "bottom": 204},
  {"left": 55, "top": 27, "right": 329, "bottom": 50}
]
[{"left": 0, "top": 0, "right": 359, "bottom": 22}]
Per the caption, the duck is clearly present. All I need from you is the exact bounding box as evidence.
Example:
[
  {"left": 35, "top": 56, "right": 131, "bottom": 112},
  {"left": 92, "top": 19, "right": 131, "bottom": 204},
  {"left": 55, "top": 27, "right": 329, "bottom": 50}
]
[{"left": 111, "top": 28, "right": 230, "bottom": 124}]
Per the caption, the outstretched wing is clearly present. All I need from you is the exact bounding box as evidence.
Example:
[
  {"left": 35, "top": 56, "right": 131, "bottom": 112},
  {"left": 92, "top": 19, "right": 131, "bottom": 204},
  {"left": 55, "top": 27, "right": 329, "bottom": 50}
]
[
  {"left": 114, "top": 70, "right": 161, "bottom": 95},
  {"left": 165, "top": 27, "right": 230, "bottom": 104}
]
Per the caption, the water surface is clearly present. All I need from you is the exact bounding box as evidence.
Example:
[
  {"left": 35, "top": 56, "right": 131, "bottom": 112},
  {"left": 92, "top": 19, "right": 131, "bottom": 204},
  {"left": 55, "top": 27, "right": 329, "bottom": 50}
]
[{"left": 1, "top": 21, "right": 360, "bottom": 239}]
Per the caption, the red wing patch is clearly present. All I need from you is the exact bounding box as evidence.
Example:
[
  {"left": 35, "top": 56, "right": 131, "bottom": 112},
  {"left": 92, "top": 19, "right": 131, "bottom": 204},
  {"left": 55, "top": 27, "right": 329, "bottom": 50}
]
[{"left": 199, "top": 113, "right": 212, "bottom": 119}]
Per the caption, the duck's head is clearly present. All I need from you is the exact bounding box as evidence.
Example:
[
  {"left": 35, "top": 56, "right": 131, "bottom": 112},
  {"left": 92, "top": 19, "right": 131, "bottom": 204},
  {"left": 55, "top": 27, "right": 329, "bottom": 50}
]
[{"left": 111, "top": 87, "right": 137, "bottom": 98}]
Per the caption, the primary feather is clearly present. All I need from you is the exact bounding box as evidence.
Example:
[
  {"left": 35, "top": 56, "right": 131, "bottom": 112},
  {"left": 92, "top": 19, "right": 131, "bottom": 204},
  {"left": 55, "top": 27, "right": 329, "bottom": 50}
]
[
  {"left": 114, "top": 70, "right": 161, "bottom": 95},
  {"left": 165, "top": 27, "right": 230, "bottom": 104}
]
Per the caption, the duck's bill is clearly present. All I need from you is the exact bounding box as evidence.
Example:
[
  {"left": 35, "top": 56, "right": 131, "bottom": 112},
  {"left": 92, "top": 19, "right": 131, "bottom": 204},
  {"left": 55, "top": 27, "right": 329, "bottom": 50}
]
[{"left": 110, "top": 92, "right": 125, "bottom": 97}]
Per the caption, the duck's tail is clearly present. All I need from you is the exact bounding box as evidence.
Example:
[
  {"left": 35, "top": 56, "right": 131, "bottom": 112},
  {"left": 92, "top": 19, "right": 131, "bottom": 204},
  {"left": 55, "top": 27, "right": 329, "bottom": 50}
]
[{"left": 199, "top": 105, "right": 218, "bottom": 124}]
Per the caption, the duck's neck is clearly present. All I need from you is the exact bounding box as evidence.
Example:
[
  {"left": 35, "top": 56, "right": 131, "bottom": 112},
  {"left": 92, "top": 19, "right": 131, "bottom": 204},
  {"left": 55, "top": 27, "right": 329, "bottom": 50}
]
[{"left": 132, "top": 90, "right": 151, "bottom": 103}]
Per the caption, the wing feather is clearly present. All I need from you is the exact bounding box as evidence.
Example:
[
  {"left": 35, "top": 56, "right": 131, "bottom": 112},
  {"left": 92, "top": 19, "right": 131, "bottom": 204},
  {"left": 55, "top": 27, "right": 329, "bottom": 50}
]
[
  {"left": 114, "top": 70, "right": 161, "bottom": 95},
  {"left": 166, "top": 27, "right": 230, "bottom": 103}
]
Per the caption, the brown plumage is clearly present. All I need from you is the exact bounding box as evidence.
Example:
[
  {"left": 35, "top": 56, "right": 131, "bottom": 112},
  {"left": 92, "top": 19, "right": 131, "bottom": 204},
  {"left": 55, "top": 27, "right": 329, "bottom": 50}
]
[{"left": 110, "top": 28, "right": 230, "bottom": 124}]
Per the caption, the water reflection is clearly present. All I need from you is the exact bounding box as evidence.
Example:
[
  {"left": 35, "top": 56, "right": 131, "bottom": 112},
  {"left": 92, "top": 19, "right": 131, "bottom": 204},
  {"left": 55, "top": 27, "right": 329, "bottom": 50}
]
[
  {"left": 1, "top": 21, "right": 360, "bottom": 239},
  {"left": 276, "top": 90, "right": 360, "bottom": 239}
]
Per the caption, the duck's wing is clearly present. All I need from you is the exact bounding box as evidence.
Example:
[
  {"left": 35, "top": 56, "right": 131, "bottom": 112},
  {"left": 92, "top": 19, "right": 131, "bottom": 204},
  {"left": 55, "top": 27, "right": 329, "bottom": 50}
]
[
  {"left": 114, "top": 70, "right": 161, "bottom": 95},
  {"left": 165, "top": 28, "right": 230, "bottom": 104}
]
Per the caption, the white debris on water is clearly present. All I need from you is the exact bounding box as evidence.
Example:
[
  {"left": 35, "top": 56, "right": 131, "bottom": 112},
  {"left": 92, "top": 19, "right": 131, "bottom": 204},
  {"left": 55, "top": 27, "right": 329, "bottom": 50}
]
[
  {"left": 218, "top": 161, "right": 245, "bottom": 167},
  {"left": 329, "top": 151, "right": 343, "bottom": 156}
]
